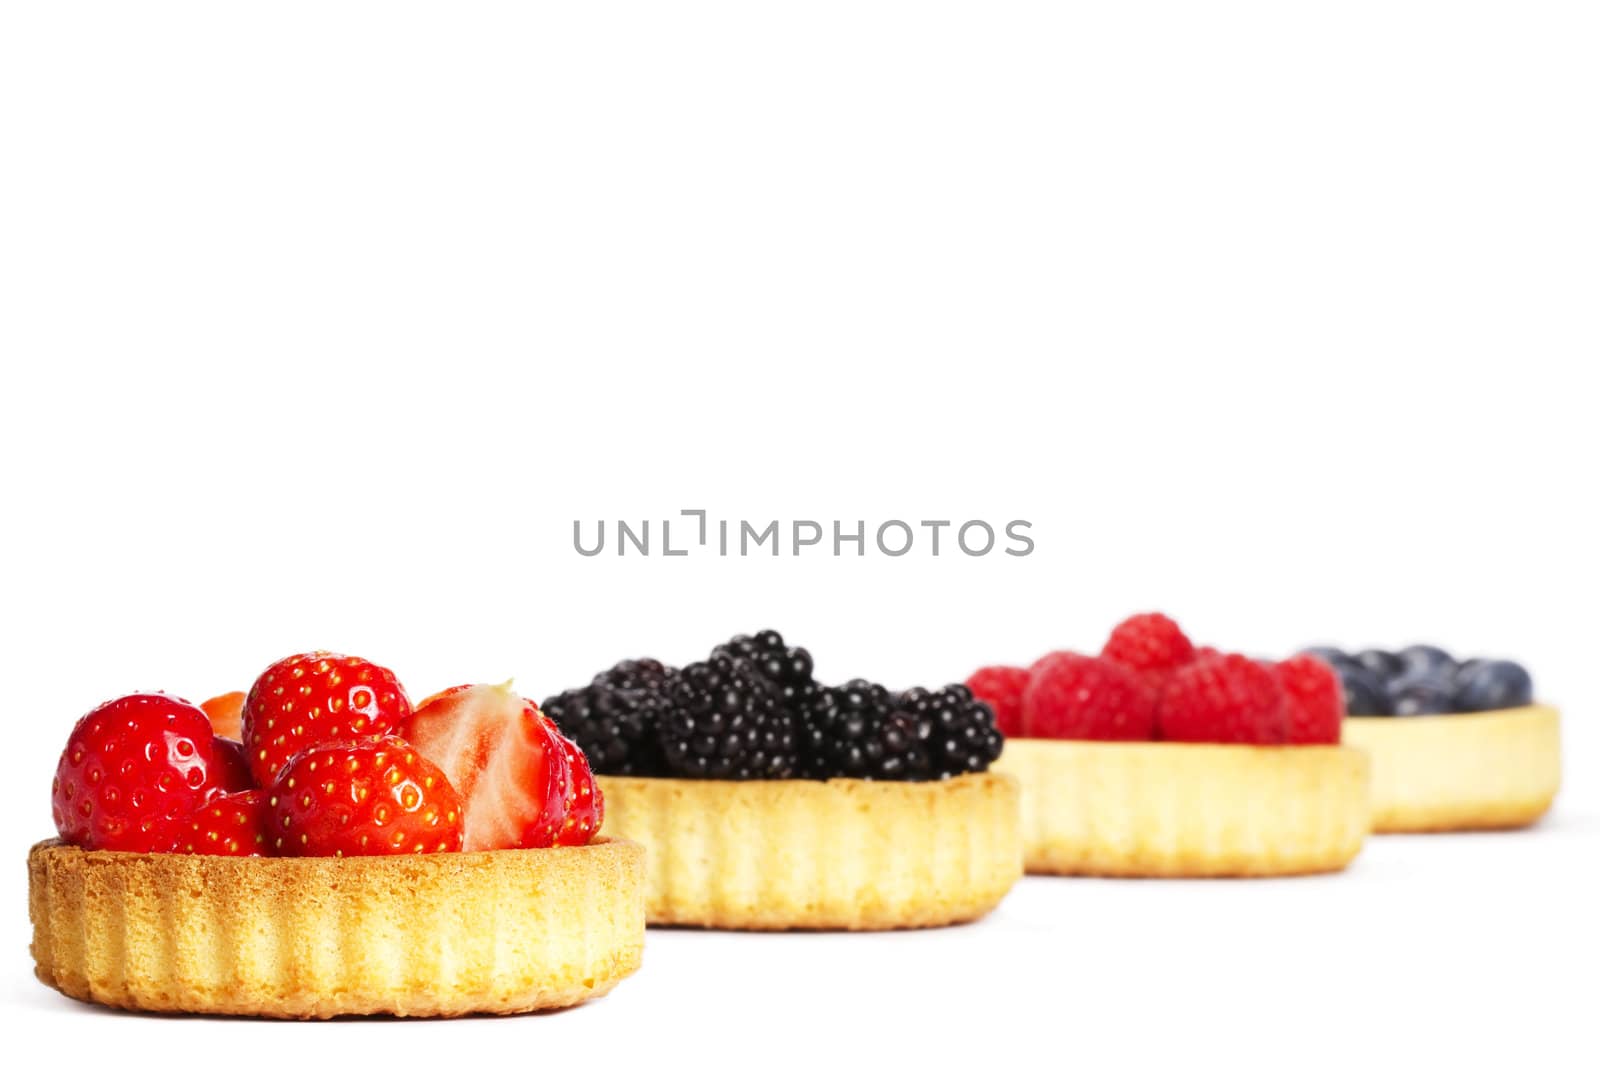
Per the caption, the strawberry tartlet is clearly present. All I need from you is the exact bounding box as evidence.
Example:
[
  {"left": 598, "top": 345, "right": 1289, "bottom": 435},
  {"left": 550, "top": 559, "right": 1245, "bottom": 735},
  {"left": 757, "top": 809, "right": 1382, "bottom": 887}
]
[
  {"left": 30, "top": 653, "right": 644, "bottom": 1018},
  {"left": 971, "top": 614, "right": 1370, "bottom": 877}
]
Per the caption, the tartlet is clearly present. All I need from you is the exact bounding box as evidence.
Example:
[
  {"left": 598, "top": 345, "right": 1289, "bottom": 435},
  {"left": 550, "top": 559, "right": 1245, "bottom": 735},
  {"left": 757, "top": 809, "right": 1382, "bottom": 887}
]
[
  {"left": 994, "top": 740, "right": 1369, "bottom": 876},
  {"left": 28, "top": 837, "right": 645, "bottom": 1018},
  {"left": 597, "top": 772, "right": 1021, "bottom": 929},
  {"left": 1341, "top": 704, "right": 1561, "bottom": 832}
]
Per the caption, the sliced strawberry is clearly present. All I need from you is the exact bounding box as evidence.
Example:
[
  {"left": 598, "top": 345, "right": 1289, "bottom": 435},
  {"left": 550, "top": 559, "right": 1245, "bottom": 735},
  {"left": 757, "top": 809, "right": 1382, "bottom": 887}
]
[
  {"left": 553, "top": 730, "right": 603, "bottom": 846},
  {"left": 400, "top": 682, "right": 572, "bottom": 851},
  {"left": 241, "top": 651, "right": 413, "bottom": 786},
  {"left": 201, "top": 691, "right": 246, "bottom": 741},
  {"left": 176, "top": 790, "right": 269, "bottom": 856},
  {"left": 267, "top": 736, "right": 464, "bottom": 857}
]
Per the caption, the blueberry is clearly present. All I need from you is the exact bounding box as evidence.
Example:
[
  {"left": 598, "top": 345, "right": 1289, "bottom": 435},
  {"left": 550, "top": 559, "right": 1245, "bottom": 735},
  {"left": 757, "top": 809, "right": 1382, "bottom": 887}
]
[
  {"left": 1389, "top": 676, "right": 1454, "bottom": 716},
  {"left": 1355, "top": 649, "right": 1407, "bottom": 679},
  {"left": 1301, "top": 646, "right": 1357, "bottom": 671},
  {"left": 1397, "top": 644, "right": 1456, "bottom": 679},
  {"left": 1453, "top": 660, "right": 1534, "bottom": 712},
  {"left": 1338, "top": 665, "right": 1394, "bottom": 717}
]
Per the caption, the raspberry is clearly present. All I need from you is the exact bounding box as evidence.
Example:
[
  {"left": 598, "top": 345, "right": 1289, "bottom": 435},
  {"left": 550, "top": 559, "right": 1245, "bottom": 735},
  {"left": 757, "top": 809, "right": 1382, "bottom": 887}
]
[
  {"left": 1159, "top": 653, "right": 1288, "bottom": 744},
  {"left": 965, "top": 666, "right": 1030, "bottom": 735},
  {"left": 1102, "top": 613, "right": 1196, "bottom": 697},
  {"left": 1022, "top": 653, "right": 1156, "bottom": 741},
  {"left": 1273, "top": 655, "right": 1344, "bottom": 744}
]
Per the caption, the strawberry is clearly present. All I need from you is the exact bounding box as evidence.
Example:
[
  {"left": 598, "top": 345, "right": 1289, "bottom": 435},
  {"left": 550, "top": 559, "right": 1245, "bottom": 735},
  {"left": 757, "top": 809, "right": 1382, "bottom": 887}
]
[
  {"left": 964, "top": 666, "right": 1030, "bottom": 735},
  {"left": 553, "top": 730, "right": 603, "bottom": 846},
  {"left": 241, "top": 651, "right": 413, "bottom": 786},
  {"left": 52, "top": 693, "right": 223, "bottom": 852},
  {"left": 1273, "top": 654, "right": 1345, "bottom": 744},
  {"left": 1022, "top": 653, "right": 1157, "bottom": 741},
  {"left": 202, "top": 691, "right": 245, "bottom": 741},
  {"left": 176, "top": 790, "right": 269, "bottom": 856},
  {"left": 210, "top": 737, "right": 256, "bottom": 793},
  {"left": 1160, "top": 653, "right": 1289, "bottom": 744},
  {"left": 267, "top": 735, "right": 463, "bottom": 857},
  {"left": 400, "top": 682, "right": 573, "bottom": 851},
  {"left": 1102, "top": 612, "right": 1197, "bottom": 698}
]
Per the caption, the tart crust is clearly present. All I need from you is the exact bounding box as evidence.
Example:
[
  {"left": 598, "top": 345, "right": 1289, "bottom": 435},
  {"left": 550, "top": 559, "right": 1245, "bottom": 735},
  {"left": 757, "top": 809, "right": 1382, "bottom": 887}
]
[
  {"left": 1341, "top": 704, "right": 1561, "bottom": 832},
  {"left": 28, "top": 838, "right": 644, "bottom": 1018},
  {"left": 596, "top": 772, "right": 1022, "bottom": 930},
  {"left": 994, "top": 740, "right": 1370, "bottom": 877}
]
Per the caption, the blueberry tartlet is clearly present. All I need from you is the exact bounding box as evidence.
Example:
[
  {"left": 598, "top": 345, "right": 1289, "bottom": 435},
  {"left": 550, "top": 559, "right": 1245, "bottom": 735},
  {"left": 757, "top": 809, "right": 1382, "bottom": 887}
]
[
  {"left": 544, "top": 632, "right": 1022, "bottom": 930},
  {"left": 32, "top": 654, "right": 643, "bottom": 1018},
  {"left": 971, "top": 614, "right": 1370, "bottom": 878},
  {"left": 1303, "top": 645, "right": 1560, "bottom": 832}
]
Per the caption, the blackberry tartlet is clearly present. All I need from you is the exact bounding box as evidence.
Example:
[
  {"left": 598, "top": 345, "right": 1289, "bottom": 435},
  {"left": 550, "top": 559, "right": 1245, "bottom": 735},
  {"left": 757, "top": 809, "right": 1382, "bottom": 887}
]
[
  {"left": 972, "top": 614, "right": 1371, "bottom": 878},
  {"left": 1304, "top": 645, "right": 1560, "bottom": 832},
  {"left": 545, "top": 631, "right": 1021, "bottom": 930}
]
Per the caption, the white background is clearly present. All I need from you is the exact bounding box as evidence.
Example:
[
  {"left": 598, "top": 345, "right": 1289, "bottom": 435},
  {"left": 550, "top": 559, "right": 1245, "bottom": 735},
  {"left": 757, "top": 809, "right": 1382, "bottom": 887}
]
[{"left": 2, "top": 2, "right": 1597, "bottom": 1064}]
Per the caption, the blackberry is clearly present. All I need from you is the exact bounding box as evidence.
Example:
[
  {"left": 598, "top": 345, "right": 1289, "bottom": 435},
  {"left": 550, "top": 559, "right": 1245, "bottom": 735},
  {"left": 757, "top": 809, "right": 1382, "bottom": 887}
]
[
  {"left": 802, "top": 679, "right": 934, "bottom": 781},
  {"left": 898, "top": 684, "right": 1005, "bottom": 777},
  {"left": 593, "top": 657, "right": 678, "bottom": 694},
  {"left": 803, "top": 680, "right": 1005, "bottom": 780},
  {"left": 542, "top": 682, "right": 667, "bottom": 776},
  {"left": 659, "top": 656, "right": 798, "bottom": 780},
  {"left": 712, "top": 630, "right": 816, "bottom": 709}
]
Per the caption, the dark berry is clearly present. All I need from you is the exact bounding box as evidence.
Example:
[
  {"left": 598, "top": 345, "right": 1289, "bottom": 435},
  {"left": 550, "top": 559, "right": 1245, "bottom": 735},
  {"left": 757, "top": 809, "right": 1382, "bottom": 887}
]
[
  {"left": 1355, "top": 649, "right": 1407, "bottom": 679},
  {"left": 1337, "top": 664, "right": 1395, "bottom": 717},
  {"left": 542, "top": 682, "right": 667, "bottom": 776},
  {"left": 1397, "top": 644, "right": 1455, "bottom": 679},
  {"left": 802, "top": 680, "right": 930, "bottom": 780},
  {"left": 898, "top": 684, "right": 1005, "bottom": 777},
  {"left": 713, "top": 630, "right": 816, "bottom": 708},
  {"left": 1453, "top": 660, "right": 1534, "bottom": 712},
  {"left": 593, "top": 657, "right": 678, "bottom": 693},
  {"left": 659, "top": 656, "right": 797, "bottom": 780},
  {"left": 1389, "top": 676, "right": 1454, "bottom": 717}
]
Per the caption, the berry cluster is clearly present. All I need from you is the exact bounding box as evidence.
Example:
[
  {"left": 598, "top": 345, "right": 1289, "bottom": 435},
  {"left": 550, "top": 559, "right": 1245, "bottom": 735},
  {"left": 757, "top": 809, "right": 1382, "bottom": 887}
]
[
  {"left": 1301, "top": 645, "right": 1534, "bottom": 718},
  {"left": 543, "top": 630, "right": 1004, "bottom": 782},
  {"left": 50, "top": 652, "right": 602, "bottom": 859},
  {"left": 967, "top": 613, "right": 1344, "bottom": 745}
]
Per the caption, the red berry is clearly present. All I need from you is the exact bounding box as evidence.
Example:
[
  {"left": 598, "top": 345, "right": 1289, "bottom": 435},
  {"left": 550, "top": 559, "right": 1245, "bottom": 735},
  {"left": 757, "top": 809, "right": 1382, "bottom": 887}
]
[
  {"left": 211, "top": 737, "right": 255, "bottom": 794},
  {"left": 242, "top": 651, "right": 413, "bottom": 786},
  {"left": 1274, "top": 655, "right": 1345, "bottom": 744},
  {"left": 267, "top": 735, "right": 463, "bottom": 857},
  {"left": 965, "top": 666, "right": 1030, "bottom": 735},
  {"left": 52, "top": 693, "right": 223, "bottom": 852},
  {"left": 399, "top": 683, "right": 573, "bottom": 850},
  {"left": 176, "top": 790, "right": 269, "bottom": 857},
  {"left": 1023, "top": 653, "right": 1157, "bottom": 741},
  {"left": 1102, "top": 612, "right": 1197, "bottom": 696},
  {"left": 1160, "top": 653, "right": 1288, "bottom": 744},
  {"left": 552, "top": 730, "right": 603, "bottom": 847}
]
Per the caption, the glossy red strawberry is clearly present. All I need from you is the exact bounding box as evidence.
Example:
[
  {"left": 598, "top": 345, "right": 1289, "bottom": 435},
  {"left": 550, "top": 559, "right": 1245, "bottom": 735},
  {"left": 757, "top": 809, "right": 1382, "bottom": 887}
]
[
  {"left": 400, "top": 682, "right": 573, "bottom": 851},
  {"left": 267, "top": 735, "right": 463, "bottom": 857},
  {"left": 210, "top": 737, "right": 255, "bottom": 793},
  {"left": 52, "top": 693, "right": 223, "bottom": 852},
  {"left": 242, "top": 651, "right": 413, "bottom": 786},
  {"left": 176, "top": 790, "right": 269, "bottom": 856},
  {"left": 553, "top": 730, "right": 603, "bottom": 846}
]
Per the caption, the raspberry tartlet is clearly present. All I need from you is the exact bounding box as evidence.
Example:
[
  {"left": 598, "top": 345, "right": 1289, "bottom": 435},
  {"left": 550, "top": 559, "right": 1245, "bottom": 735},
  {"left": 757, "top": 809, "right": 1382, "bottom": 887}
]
[
  {"left": 971, "top": 615, "right": 1370, "bottom": 877},
  {"left": 543, "top": 631, "right": 1022, "bottom": 930},
  {"left": 31, "top": 655, "right": 644, "bottom": 1018},
  {"left": 1303, "top": 645, "right": 1560, "bottom": 832}
]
